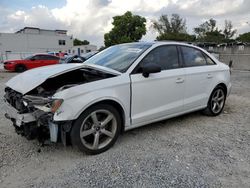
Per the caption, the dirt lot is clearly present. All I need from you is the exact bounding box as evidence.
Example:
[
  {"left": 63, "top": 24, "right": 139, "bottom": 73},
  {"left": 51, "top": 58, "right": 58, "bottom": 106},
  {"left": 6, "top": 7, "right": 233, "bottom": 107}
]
[{"left": 0, "top": 69, "right": 249, "bottom": 188}]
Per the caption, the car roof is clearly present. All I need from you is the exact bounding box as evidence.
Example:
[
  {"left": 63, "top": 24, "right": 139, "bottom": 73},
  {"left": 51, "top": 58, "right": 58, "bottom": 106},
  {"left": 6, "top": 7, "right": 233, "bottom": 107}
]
[
  {"left": 153, "top": 41, "right": 198, "bottom": 47},
  {"left": 33, "top": 53, "right": 59, "bottom": 57},
  {"left": 117, "top": 42, "right": 155, "bottom": 46},
  {"left": 152, "top": 41, "right": 211, "bottom": 53},
  {"left": 119, "top": 41, "right": 198, "bottom": 48}
]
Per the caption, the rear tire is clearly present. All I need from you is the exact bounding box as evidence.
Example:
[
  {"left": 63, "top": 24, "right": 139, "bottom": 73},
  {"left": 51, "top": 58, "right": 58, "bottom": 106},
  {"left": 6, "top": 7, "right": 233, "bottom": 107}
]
[
  {"left": 15, "top": 64, "right": 26, "bottom": 72},
  {"left": 203, "top": 86, "right": 226, "bottom": 116},
  {"left": 70, "top": 104, "right": 121, "bottom": 155}
]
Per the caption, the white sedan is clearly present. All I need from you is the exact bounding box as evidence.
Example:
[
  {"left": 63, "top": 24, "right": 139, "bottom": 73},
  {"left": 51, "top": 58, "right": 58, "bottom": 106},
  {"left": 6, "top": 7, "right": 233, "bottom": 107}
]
[{"left": 4, "top": 42, "right": 231, "bottom": 154}]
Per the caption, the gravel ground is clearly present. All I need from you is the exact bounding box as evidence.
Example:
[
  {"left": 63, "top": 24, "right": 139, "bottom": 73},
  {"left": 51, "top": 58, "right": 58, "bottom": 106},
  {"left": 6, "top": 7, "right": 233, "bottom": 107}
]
[{"left": 0, "top": 69, "right": 249, "bottom": 188}]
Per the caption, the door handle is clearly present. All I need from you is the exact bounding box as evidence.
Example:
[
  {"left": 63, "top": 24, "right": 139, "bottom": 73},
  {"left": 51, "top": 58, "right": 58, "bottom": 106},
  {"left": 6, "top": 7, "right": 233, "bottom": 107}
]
[
  {"left": 207, "top": 74, "right": 213, "bottom": 79},
  {"left": 176, "top": 78, "right": 184, "bottom": 83}
]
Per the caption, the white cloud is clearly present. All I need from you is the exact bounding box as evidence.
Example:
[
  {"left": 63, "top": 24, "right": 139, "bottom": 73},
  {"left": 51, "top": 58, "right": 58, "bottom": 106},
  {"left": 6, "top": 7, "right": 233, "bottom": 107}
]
[
  {"left": 50, "top": 0, "right": 170, "bottom": 46},
  {"left": 0, "top": 0, "right": 250, "bottom": 47}
]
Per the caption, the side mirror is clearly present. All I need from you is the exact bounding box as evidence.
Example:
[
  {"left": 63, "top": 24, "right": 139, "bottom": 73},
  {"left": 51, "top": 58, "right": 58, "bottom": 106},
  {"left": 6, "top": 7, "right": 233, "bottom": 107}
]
[
  {"left": 141, "top": 63, "right": 161, "bottom": 78},
  {"left": 30, "top": 58, "right": 35, "bottom": 61}
]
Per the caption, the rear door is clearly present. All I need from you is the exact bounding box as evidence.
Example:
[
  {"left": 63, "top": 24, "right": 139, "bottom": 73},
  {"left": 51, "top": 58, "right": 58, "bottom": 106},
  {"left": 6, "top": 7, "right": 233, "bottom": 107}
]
[
  {"left": 130, "top": 45, "right": 185, "bottom": 125},
  {"left": 180, "top": 46, "right": 217, "bottom": 111},
  {"left": 42, "top": 55, "right": 59, "bottom": 66}
]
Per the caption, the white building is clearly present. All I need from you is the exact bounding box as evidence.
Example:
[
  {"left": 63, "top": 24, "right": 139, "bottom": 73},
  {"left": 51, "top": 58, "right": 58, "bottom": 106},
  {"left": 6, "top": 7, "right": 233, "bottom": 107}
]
[
  {"left": 70, "top": 44, "right": 98, "bottom": 55},
  {"left": 0, "top": 27, "right": 74, "bottom": 60}
]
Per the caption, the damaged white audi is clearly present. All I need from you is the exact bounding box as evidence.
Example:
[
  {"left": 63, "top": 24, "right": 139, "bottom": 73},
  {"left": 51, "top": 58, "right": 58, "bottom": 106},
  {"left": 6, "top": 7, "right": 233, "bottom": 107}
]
[{"left": 3, "top": 42, "right": 231, "bottom": 154}]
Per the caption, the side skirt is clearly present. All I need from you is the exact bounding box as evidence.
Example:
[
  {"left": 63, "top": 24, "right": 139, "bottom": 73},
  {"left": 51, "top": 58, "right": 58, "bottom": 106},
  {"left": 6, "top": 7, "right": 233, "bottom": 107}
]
[{"left": 125, "top": 106, "right": 206, "bottom": 131}]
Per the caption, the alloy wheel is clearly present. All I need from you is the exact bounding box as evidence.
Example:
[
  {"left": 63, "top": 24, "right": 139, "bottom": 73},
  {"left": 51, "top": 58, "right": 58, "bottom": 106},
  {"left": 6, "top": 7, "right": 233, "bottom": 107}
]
[
  {"left": 211, "top": 88, "right": 225, "bottom": 114},
  {"left": 80, "top": 109, "right": 117, "bottom": 150}
]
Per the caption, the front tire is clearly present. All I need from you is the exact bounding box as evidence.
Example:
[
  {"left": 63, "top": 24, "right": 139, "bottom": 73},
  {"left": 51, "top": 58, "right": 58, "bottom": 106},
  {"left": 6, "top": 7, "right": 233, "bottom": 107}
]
[
  {"left": 203, "top": 86, "right": 226, "bottom": 116},
  {"left": 15, "top": 64, "right": 26, "bottom": 72},
  {"left": 70, "top": 104, "right": 121, "bottom": 155}
]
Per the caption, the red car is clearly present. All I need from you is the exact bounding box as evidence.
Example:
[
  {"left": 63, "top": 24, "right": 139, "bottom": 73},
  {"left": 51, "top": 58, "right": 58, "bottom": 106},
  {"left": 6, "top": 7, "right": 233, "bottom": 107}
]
[{"left": 4, "top": 54, "right": 60, "bottom": 72}]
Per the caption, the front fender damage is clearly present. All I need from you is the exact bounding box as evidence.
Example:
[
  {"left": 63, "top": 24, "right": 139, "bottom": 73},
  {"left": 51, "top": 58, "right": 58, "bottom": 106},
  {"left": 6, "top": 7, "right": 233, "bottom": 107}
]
[{"left": 4, "top": 66, "right": 118, "bottom": 146}]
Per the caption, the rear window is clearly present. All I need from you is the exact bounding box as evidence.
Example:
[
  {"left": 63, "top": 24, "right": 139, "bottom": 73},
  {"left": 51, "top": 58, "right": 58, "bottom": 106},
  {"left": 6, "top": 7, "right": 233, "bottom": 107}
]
[
  {"left": 204, "top": 54, "right": 216, "bottom": 65},
  {"left": 181, "top": 46, "right": 207, "bottom": 67}
]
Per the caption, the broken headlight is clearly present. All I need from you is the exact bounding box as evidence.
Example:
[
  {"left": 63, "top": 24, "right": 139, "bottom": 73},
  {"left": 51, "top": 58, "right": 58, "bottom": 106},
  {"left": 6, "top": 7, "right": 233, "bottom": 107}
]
[
  {"left": 50, "top": 99, "right": 64, "bottom": 113},
  {"left": 23, "top": 95, "right": 63, "bottom": 113}
]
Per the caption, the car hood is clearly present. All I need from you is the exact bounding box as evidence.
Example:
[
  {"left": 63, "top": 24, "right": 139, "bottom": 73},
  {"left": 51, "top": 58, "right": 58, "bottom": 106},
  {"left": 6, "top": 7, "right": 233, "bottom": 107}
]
[{"left": 6, "top": 63, "right": 121, "bottom": 94}]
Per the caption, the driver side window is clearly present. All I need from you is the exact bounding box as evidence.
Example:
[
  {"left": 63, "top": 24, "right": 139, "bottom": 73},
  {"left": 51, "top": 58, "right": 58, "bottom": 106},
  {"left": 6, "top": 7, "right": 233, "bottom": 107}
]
[
  {"left": 135, "top": 45, "right": 179, "bottom": 73},
  {"left": 32, "top": 55, "right": 40, "bottom": 60}
]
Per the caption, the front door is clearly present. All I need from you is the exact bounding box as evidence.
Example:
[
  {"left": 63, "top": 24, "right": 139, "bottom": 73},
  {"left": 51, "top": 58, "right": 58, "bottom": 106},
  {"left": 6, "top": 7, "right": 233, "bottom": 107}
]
[{"left": 130, "top": 45, "right": 185, "bottom": 125}]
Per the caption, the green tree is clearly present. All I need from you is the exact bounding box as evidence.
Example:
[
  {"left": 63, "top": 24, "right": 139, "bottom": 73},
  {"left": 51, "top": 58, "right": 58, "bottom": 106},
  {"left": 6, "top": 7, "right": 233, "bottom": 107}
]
[
  {"left": 153, "top": 14, "right": 195, "bottom": 42},
  {"left": 237, "top": 32, "right": 250, "bottom": 42},
  {"left": 82, "top": 40, "right": 90, "bottom": 45},
  {"left": 98, "top": 46, "right": 106, "bottom": 51},
  {"left": 73, "top": 38, "right": 90, "bottom": 46},
  {"left": 194, "top": 18, "right": 225, "bottom": 43},
  {"left": 104, "top": 11, "right": 146, "bottom": 47},
  {"left": 156, "top": 32, "right": 196, "bottom": 42},
  {"left": 205, "top": 30, "right": 225, "bottom": 43},
  {"left": 73, "top": 38, "right": 82, "bottom": 46},
  {"left": 223, "top": 20, "right": 237, "bottom": 40},
  {"left": 194, "top": 18, "right": 217, "bottom": 39}
]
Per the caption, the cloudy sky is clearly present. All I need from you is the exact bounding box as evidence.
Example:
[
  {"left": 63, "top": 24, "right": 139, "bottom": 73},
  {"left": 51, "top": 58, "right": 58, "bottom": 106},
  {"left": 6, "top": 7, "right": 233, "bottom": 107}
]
[{"left": 1, "top": 0, "right": 250, "bottom": 47}]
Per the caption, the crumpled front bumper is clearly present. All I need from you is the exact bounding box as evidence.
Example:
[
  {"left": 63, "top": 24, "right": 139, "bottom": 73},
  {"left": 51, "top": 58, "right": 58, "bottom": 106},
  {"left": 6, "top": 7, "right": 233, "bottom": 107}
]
[
  {"left": 3, "top": 98, "right": 59, "bottom": 142},
  {"left": 3, "top": 98, "right": 36, "bottom": 126}
]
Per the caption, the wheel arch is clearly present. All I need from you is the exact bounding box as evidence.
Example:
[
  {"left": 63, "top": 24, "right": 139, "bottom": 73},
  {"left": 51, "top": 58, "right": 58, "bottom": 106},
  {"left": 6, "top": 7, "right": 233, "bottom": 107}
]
[
  {"left": 203, "top": 82, "right": 227, "bottom": 116},
  {"left": 206, "top": 82, "right": 228, "bottom": 105},
  {"left": 76, "top": 99, "right": 126, "bottom": 133},
  {"left": 215, "top": 83, "right": 227, "bottom": 96}
]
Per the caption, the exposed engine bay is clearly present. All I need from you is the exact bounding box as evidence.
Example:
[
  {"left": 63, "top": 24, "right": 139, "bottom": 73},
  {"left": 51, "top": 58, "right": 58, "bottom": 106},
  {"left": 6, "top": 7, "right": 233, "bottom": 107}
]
[
  {"left": 4, "top": 67, "right": 116, "bottom": 145},
  {"left": 28, "top": 67, "right": 116, "bottom": 97}
]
